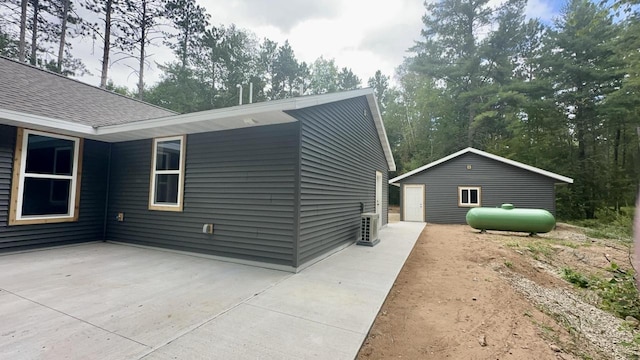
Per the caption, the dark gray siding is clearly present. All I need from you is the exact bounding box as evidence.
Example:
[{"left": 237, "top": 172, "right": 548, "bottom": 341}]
[
  {"left": 291, "top": 96, "right": 389, "bottom": 266},
  {"left": 400, "top": 153, "right": 558, "bottom": 223},
  {"left": 106, "top": 123, "right": 299, "bottom": 266},
  {"left": 0, "top": 124, "right": 109, "bottom": 252}
]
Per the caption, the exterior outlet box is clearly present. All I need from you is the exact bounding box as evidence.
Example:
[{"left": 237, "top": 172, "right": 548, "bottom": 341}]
[
  {"left": 116, "top": 213, "right": 124, "bottom": 222},
  {"left": 202, "top": 224, "right": 214, "bottom": 234}
]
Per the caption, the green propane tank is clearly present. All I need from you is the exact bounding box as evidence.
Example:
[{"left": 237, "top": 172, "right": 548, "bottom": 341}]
[{"left": 465, "top": 204, "right": 555, "bottom": 234}]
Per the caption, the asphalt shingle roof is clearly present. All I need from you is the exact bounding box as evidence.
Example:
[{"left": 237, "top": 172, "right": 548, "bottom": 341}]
[{"left": 0, "top": 57, "right": 177, "bottom": 127}]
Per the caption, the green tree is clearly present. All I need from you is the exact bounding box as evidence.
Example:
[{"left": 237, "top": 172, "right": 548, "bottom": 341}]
[
  {"left": 337, "top": 67, "right": 360, "bottom": 90},
  {"left": 164, "top": 0, "right": 209, "bottom": 70},
  {"left": 119, "top": 0, "right": 166, "bottom": 99},
  {"left": 547, "top": 0, "right": 624, "bottom": 218},
  {"left": 410, "top": 0, "right": 495, "bottom": 147},
  {"left": 367, "top": 70, "right": 390, "bottom": 113},
  {"left": 309, "top": 56, "right": 338, "bottom": 94},
  {"left": 0, "top": 26, "right": 19, "bottom": 58},
  {"left": 273, "top": 40, "right": 301, "bottom": 98}
]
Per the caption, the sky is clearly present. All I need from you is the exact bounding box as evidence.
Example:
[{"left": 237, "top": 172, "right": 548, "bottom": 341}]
[{"left": 74, "top": 0, "right": 565, "bottom": 91}]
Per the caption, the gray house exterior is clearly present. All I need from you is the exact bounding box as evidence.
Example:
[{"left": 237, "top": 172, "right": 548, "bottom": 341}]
[
  {"left": 389, "top": 148, "right": 573, "bottom": 224},
  {"left": 0, "top": 57, "right": 395, "bottom": 271}
]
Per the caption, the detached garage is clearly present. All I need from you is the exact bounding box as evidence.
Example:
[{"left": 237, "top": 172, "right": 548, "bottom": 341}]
[{"left": 389, "top": 148, "right": 573, "bottom": 223}]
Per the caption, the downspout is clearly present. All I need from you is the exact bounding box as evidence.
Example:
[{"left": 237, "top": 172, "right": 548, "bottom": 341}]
[{"left": 102, "top": 143, "right": 112, "bottom": 241}]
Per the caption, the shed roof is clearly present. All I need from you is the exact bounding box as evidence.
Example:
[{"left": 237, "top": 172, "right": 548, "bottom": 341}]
[
  {"left": 0, "top": 59, "right": 396, "bottom": 170},
  {"left": 389, "top": 147, "right": 573, "bottom": 185},
  {"left": 0, "top": 57, "right": 177, "bottom": 126}
]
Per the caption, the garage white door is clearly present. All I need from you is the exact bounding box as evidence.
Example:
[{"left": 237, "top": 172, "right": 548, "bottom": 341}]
[{"left": 404, "top": 185, "right": 424, "bottom": 222}]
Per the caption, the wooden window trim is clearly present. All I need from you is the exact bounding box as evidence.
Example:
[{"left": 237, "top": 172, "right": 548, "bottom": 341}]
[
  {"left": 148, "top": 135, "right": 186, "bottom": 212},
  {"left": 9, "top": 128, "right": 83, "bottom": 226},
  {"left": 458, "top": 186, "right": 481, "bottom": 207}
]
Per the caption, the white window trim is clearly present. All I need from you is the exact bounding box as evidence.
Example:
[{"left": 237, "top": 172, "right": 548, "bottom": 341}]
[
  {"left": 10, "top": 128, "right": 82, "bottom": 225},
  {"left": 149, "top": 135, "right": 186, "bottom": 211},
  {"left": 458, "top": 186, "right": 481, "bottom": 207}
]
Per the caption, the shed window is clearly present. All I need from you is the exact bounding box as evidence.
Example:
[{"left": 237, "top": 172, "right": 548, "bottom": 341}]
[
  {"left": 459, "top": 186, "right": 481, "bottom": 207},
  {"left": 10, "top": 129, "right": 82, "bottom": 225},
  {"left": 149, "top": 136, "right": 185, "bottom": 211}
]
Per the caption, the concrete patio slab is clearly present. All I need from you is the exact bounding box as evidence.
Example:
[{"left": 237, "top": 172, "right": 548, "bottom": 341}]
[
  {"left": 143, "top": 303, "right": 361, "bottom": 360},
  {"left": 0, "top": 290, "right": 148, "bottom": 359},
  {"left": 0, "top": 221, "right": 425, "bottom": 360},
  {"left": 0, "top": 243, "right": 290, "bottom": 352}
]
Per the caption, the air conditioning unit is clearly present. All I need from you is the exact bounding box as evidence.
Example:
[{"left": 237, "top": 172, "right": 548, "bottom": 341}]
[{"left": 357, "top": 213, "right": 380, "bottom": 246}]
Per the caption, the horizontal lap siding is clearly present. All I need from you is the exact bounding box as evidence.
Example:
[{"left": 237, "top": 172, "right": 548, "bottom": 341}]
[
  {"left": 291, "top": 97, "right": 389, "bottom": 265},
  {"left": 0, "top": 124, "right": 109, "bottom": 251},
  {"left": 401, "top": 153, "right": 558, "bottom": 224},
  {"left": 106, "top": 123, "right": 298, "bottom": 266}
]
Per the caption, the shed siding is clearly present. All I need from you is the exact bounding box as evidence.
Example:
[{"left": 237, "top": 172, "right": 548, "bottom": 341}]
[
  {"left": 400, "top": 153, "right": 557, "bottom": 224},
  {"left": 106, "top": 123, "right": 298, "bottom": 266},
  {"left": 0, "top": 124, "right": 109, "bottom": 252},
  {"left": 291, "top": 97, "right": 389, "bottom": 266}
]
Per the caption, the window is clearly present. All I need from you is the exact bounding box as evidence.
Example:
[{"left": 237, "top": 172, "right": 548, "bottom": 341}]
[
  {"left": 10, "top": 129, "right": 82, "bottom": 225},
  {"left": 149, "top": 135, "right": 185, "bottom": 211},
  {"left": 458, "top": 186, "right": 481, "bottom": 207}
]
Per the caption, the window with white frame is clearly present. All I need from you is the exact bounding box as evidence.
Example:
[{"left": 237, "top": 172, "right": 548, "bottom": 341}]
[
  {"left": 149, "top": 135, "right": 185, "bottom": 211},
  {"left": 10, "top": 129, "right": 82, "bottom": 225},
  {"left": 458, "top": 186, "right": 481, "bottom": 207}
]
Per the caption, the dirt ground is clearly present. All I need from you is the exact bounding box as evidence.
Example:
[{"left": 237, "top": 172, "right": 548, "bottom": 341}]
[{"left": 357, "top": 221, "right": 639, "bottom": 360}]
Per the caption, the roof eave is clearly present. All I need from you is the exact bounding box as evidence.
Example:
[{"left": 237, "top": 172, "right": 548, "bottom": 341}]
[{"left": 0, "top": 108, "right": 98, "bottom": 138}]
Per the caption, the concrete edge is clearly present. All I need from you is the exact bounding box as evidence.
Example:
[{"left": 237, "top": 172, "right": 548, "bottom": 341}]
[
  {"left": 106, "top": 241, "right": 297, "bottom": 273},
  {"left": 0, "top": 241, "right": 103, "bottom": 257},
  {"left": 351, "top": 222, "right": 426, "bottom": 357}
]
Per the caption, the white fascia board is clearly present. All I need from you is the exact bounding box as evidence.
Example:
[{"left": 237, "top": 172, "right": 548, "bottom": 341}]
[
  {"left": 471, "top": 148, "right": 574, "bottom": 183},
  {"left": 389, "top": 147, "right": 573, "bottom": 184},
  {"left": 366, "top": 93, "right": 396, "bottom": 172},
  {"left": 0, "top": 108, "right": 96, "bottom": 137},
  {"left": 389, "top": 148, "right": 471, "bottom": 184}
]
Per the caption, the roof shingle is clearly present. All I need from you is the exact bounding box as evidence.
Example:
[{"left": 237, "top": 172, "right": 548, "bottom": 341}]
[{"left": 0, "top": 57, "right": 176, "bottom": 127}]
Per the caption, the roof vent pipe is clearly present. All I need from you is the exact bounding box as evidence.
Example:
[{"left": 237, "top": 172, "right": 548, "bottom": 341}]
[
  {"left": 236, "top": 84, "right": 243, "bottom": 105},
  {"left": 249, "top": 83, "right": 253, "bottom": 104}
]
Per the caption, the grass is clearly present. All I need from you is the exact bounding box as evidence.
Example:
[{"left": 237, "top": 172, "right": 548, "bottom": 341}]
[
  {"left": 568, "top": 207, "right": 634, "bottom": 243},
  {"left": 561, "top": 264, "right": 640, "bottom": 320}
]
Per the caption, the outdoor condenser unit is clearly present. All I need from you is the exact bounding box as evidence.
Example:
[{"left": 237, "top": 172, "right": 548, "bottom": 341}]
[{"left": 357, "top": 213, "right": 380, "bottom": 246}]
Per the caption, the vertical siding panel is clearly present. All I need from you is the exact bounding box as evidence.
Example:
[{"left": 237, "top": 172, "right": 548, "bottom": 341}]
[
  {"left": 106, "top": 123, "right": 298, "bottom": 266},
  {"left": 292, "top": 97, "right": 389, "bottom": 265},
  {"left": 401, "top": 153, "right": 559, "bottom": 224},
  {"left": 0, "top": 124, "right": 109, "bottom": 251}
]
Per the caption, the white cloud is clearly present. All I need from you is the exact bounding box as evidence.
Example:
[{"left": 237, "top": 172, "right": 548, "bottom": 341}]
[{"left": 525, "top": 0, "right": 558, "bottom": 23}]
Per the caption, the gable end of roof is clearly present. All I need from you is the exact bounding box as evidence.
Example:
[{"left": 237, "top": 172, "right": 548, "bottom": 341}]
[{"left": 389, "top": 147, "right": 573, "bottom": 184}]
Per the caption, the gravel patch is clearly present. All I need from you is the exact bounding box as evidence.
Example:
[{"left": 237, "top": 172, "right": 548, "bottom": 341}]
[{"left": 506, "top": 274, "right": 639, "bottom": 360}]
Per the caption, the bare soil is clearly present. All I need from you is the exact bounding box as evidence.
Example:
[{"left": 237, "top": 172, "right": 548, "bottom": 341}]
[{"left": 357, "top": 222, "right": 639, "bottom": 360}]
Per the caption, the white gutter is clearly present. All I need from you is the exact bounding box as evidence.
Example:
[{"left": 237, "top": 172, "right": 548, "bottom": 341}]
[{"left": 0, "top": 108, "right": 97, "bottom": 137}]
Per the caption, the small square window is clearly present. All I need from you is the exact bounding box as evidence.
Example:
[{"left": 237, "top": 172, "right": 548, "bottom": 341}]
[
  {"left": 149, "top": 136, "right": 186, "bottom": 211},
  {"left": 459, "top": 186, "right": 481, "bottom": 207}
]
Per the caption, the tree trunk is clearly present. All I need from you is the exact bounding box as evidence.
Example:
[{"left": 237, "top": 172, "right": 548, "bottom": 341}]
[
  {"left": 100, "top": 0, "right": 113, "bottom": 88},
  {"left": 613, "top": 126, "right": 621, "bottom": 166},
  {"left": 137, "top": 0, "right": 147, "bottom": 99},
  {"left": 30, "top": 0, "right": 38, "bottom": 65},
  {"left": 57, "top": 0, "right": 70, "bottom": 73},
  {"left": 18, "top": 0, "right": 27, "bottom": 62},
  {"left": 467, "top": 108, "right": 475, "bottom": 147}
]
